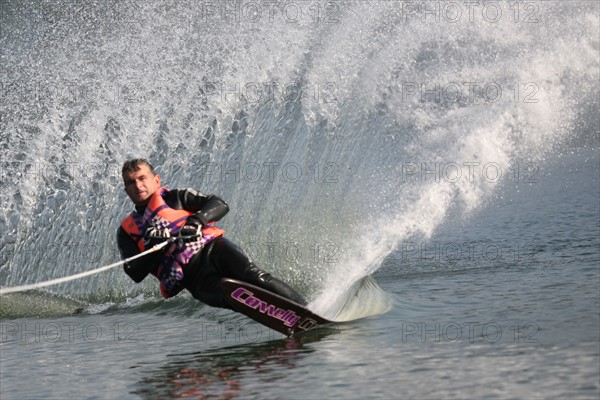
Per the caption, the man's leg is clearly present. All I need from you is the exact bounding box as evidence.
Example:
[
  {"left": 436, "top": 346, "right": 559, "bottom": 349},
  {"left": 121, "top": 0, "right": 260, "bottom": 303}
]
[
  {"left": 211, "top": 237, "right": 307, "bottom": 305},
  {"left": 184, "top": 244, "right": 234, "bottom": 310}
]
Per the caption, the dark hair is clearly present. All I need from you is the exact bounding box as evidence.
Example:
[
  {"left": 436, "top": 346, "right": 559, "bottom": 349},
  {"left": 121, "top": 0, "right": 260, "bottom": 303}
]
[{"left": 121, "top": 159, "right": 156, "bottom": 179}]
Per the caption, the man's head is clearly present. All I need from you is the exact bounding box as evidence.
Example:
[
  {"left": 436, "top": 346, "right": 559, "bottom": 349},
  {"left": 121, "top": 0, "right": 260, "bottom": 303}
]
[{"left": 122, "top": 159, "right": 161, "bottom": 206}]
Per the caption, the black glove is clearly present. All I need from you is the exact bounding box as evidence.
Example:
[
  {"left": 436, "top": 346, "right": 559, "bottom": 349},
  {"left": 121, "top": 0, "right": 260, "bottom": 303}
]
[
  {"left": 143, "top": 226, "right": 171, "bottom": 248},
  {"left": 178, "top": 215, "right": 203, "bottom": 242}
]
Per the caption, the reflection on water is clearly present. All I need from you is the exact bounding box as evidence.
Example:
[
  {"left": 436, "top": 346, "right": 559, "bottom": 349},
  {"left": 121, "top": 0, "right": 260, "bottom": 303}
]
[{"left": 131, "top": 328, "right": 340, "bottom": 399}]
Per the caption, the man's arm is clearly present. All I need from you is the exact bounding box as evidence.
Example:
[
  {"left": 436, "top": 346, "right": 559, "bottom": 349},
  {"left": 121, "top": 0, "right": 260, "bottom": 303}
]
[
  {"left": 168, "top": 188, "right": 230, "bottom": 224},
  {"left": 117, "top": 227, "right": 161, "bottom": 283}
]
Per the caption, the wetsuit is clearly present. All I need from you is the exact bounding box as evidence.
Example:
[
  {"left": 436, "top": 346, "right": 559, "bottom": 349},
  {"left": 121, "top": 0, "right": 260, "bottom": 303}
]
[{"left": 117, "top": 188, "right": 306, "bottom": 308}]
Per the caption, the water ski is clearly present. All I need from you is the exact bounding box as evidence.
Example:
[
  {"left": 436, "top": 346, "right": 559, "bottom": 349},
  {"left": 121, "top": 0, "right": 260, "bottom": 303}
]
[{"left": 219, "top": 278, "right": 331, "bottom": 336}]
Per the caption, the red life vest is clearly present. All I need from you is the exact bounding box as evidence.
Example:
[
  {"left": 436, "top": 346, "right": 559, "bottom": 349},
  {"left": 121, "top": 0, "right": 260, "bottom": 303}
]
[{"left": 120, "top": 187, "right": 224, "bottom": 298}]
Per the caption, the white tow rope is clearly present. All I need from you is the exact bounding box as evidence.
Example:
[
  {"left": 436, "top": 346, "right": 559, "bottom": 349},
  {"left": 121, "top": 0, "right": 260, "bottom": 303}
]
[{"left": 0, "top": 240, "right": 171, "bottom": 295}]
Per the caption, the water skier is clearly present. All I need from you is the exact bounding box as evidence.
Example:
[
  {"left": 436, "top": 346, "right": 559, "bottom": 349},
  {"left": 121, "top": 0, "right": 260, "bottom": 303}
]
[{"left": 116, "top": 158, "right": 306, "bottom": 309}]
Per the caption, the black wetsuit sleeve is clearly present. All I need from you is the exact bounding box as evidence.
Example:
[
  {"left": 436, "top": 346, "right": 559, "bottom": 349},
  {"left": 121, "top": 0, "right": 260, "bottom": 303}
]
[
  {"left": 194, "top": 196, "right": 230, "bottom": 225},
  {"left": 166, "top": 188, "right": 230, "bottom": 225},
  {"left": 117, "top": 226, "right": 161, "bottom": 283}
]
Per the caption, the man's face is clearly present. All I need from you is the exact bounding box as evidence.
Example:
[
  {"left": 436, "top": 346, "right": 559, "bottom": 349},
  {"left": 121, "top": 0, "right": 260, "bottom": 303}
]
[{"left": 123, "top": 164, "right": 161, "bottom": 206}]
